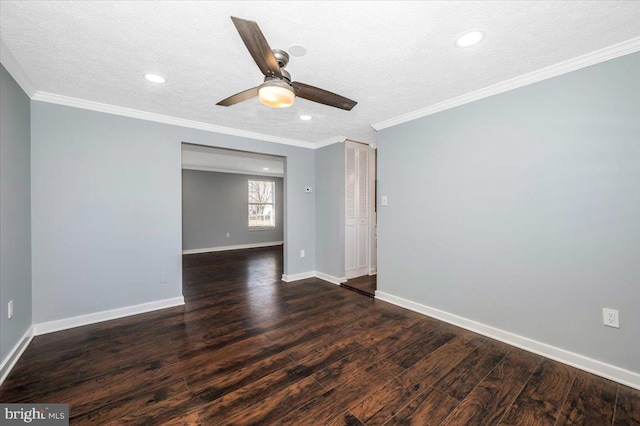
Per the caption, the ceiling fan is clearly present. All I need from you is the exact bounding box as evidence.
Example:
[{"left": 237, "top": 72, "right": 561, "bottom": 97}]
[{"left": 216, "top": 17, "right": 357, "bottom": 111}]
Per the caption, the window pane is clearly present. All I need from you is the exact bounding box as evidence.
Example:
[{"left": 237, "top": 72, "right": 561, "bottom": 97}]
[
  {"left": 248, "top": 204, "right": 275, "bottom": 227},
  {"left": 248, "top": 180, "right": 275, "bottom": 228},
  {"left": 248, "top": 180, "right": 274, "bottom": 203}
]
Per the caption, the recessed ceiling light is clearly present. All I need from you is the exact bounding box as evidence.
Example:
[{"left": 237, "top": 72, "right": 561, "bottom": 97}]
[
  {"left": 144, "top": 73, "right": 165, "bottom": 83},
  {"left": 289, "top": 45, "right": 307, "bottom": 57},
  {"left": 455, "top": 31, "right": 484, "bottom": 48},
  {"left": 262, "top": 167, "right": 270, "bottom": 171},
  {"left": 299, "top": 115, "right": 312, "bottom": 121}
]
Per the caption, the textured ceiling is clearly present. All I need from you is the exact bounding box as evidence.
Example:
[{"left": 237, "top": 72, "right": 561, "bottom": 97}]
[{"left": 1, "top": 1, "right": 640, "bottom": 145}]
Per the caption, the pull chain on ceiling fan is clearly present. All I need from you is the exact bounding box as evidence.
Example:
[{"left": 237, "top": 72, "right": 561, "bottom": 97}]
[{"left": 216, "top": 16, "right": 357, "bottom": 111}]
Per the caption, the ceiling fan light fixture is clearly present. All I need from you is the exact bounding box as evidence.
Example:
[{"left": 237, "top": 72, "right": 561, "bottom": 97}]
[
  {"left": 217, "top": 17, "right": 356, "bottom": 110},
  {"left": 258, "top": 80, "right": 295, "bottom": 108}
]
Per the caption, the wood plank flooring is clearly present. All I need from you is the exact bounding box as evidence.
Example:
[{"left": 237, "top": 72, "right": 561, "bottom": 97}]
[
  {"left": 1, "top": 246, "right": 639, "bottom": 425},
  {"left": 341, "top": 275, "right": 376, "bottom": 297}
]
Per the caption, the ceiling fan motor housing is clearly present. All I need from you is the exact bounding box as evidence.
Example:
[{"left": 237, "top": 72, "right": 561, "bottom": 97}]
[
  {"left": 272, "top": 49, "right": 290, "bottom": 68},
  {"left": 279, "top": 69, "right": 292, "bottom": 83}
]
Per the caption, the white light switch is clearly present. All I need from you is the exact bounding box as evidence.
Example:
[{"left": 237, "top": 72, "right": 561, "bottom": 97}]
[{"left": 381, "top": 196, "right": 388, "bottom": 206}]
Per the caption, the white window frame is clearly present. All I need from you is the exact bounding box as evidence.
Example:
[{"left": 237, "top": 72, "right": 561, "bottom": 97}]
[{"left": 248, "top": 179, "right": 276, "bottom": 230}]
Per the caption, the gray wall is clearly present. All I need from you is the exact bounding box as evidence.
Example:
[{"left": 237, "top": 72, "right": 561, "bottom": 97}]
[
  {"left": 377, "top": 52, "right": 640, "bottom": 373},
  {"left": 315, "top": 143, "right": 345, "bottom": 279},
  {"left": 31, "top": 102, "right": 315, "bottom": 324},
  {"left": 182, "top": 170, "right": 284, "bottom": 250},
  {"left": 0, "top": 65, "right": 32, "bottom": 362}
]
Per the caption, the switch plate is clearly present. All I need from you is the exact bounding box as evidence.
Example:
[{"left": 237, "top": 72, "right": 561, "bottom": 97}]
[
  {"left": 603, "top": 308, "right": 619, "bottom": 328},
  {"left": 8, "top": 300, "right": 13, "bottom": 319},
  {"left": 160, "top": 273, "right": 167, "bottom": 284},
  {"left": 300, "top": 250, "right": 305, "bottom": 258},
  {"left": 381, "top": 196, "right": 388, "bottom": 206},
  {"left": 226, "top": 232, "right": 230, "bottom": 237}
]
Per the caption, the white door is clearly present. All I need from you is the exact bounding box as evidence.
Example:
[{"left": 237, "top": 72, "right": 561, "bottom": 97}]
[{"left": 345, "top": 141, "right": 369, "bottom": 279}]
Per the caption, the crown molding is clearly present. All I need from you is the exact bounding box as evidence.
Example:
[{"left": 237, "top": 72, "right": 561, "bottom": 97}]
[
  {"left": 372, "top": 36, "right": 640, "bottom": 131},
  {"left": 30, "top": 91, "right": 318, "bottom": 149},
  {"left": 313, "top": 135, "right": 347, "bottom": 149},
  {"left": 0, "top": 39, "right": 37, "bottom": 97}
]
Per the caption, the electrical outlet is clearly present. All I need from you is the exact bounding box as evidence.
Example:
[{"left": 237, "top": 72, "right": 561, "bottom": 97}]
[
  {"left": 226, "top": 232, "right": 230, "bottom": 237},
  {"left": 602, "top": 308, "right": 619, "bottom": 328},
  {"left": 305, "top": 187, "right": 312, "bottom": 193},
  {"left": 8, "top": 300, "right": 14, "bottom": 319},
  {"left": 300, "top": 250, "right": 305, "bottom": 258},
  {"left": 160, "top": 273, "right": 167, "bottom": 284},
  {"left": 381, "top": 196, "right": 388, "bottom": 206}
]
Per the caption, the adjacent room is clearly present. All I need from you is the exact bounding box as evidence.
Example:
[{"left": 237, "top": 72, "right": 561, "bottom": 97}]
[
  {"left": 1, "top": 1, "right": 639, "bottom": 424},
  {"left": 181, "top": 144, "right": 285, "bottom": 254}
]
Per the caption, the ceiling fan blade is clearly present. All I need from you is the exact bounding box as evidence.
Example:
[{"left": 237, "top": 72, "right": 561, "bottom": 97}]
[
  {"left": 291, "top": 82, "right": 357, "bottom": 111},
  {"left": 230, "top": 16, "right": 282, "bottom": 79},
  {"left": 216, "top": 86, "right": 259, "bottom": 106}
]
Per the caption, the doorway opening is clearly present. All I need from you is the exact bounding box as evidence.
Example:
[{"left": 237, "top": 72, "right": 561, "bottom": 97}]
[
  {"left": 180, "top": 143, "right": 286, "bottom": 292},
  {"left": 342, "top": 140, "right": 377, "bottom": 297}
]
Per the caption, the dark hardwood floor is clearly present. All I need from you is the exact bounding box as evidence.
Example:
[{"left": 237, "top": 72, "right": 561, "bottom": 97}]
[
  {"left": 341, "top": 275, "right": 376, "bottom": 297},
  {"left": 1, "top": 246, "right": 639, "bottom": 424}
]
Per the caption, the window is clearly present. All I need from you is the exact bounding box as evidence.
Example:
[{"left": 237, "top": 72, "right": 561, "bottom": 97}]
[{"left": 248, "top": 180, "right": 275, "bottom": 228}]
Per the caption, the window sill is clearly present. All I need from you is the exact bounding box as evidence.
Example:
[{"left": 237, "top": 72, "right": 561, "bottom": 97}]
[{"left": 249, "top": 227, "right": 276, "bottom": 232}]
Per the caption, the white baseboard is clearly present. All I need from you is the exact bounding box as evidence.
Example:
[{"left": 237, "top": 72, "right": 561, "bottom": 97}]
[
  {"left": 315, "top": 272, "right": 346, "bottom": 285},
  {"left": 376, "top": 291, "right": 640, "bottom": 390},
  {"left": 281, "top": 271, "right": 345, "bottom": 285},
  {"left": 369, "top": 268, "right": 377, "bottom": 276},
  {"left": 33, "top": 296, "right": 185, "bottom": 336},
  {"left": 0, "top": 326, "right": 34, "bottom": 386},
  {"left": 183, "top": 241, "right": 283, "bottom": 254},
  {"left": 281, "top": 271, "right": 316, "bottom": 282}
]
